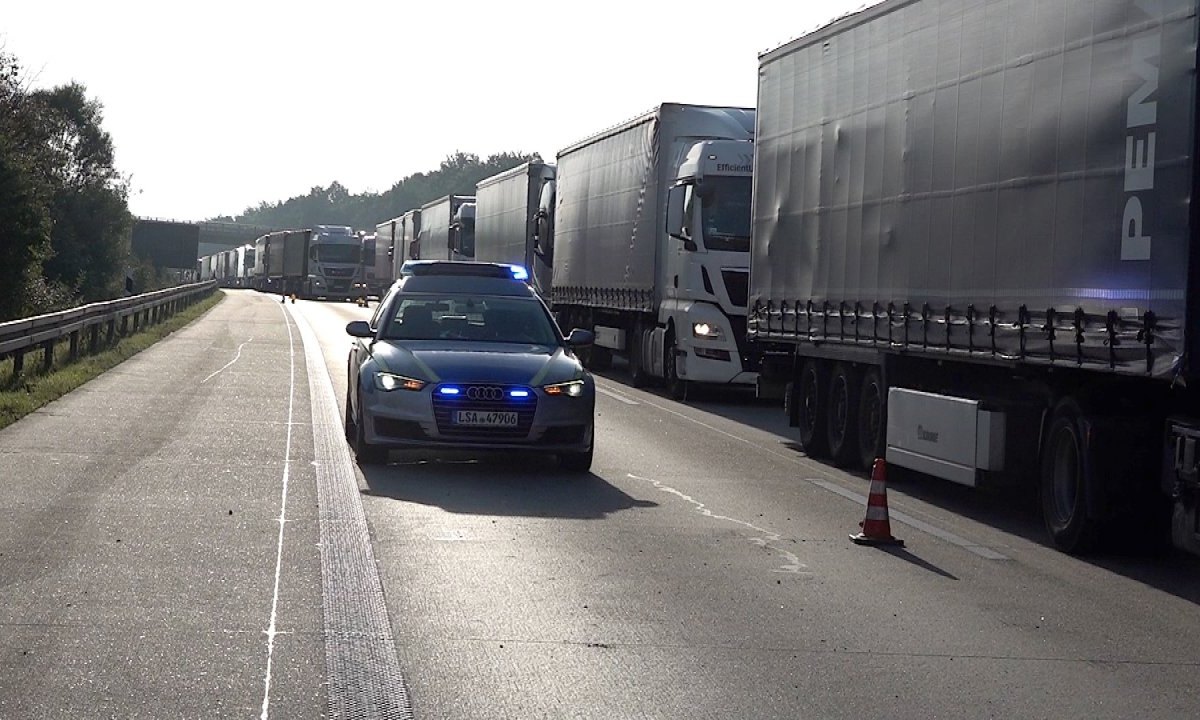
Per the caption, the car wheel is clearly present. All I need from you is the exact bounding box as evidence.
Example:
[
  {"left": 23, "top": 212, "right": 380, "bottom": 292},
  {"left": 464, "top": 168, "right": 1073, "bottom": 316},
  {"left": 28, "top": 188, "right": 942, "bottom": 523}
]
[
  {"left": 353, "top": 390, "right": 388, "bottom": 465},
  {"left": 664, "top": 329, "right": 687, "bottom": 401},
  {"left": 559, "top": 443, "right": 593, "bottom": 473},
  {"left": 344, "top": 381, "right": 355, "bottom": 441}
]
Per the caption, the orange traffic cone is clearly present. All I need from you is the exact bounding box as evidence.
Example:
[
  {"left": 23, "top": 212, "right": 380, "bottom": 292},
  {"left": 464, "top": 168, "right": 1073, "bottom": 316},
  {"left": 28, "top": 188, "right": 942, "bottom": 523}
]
[{"left": 850, "top": 458, "right": 904, "bottom": 546}]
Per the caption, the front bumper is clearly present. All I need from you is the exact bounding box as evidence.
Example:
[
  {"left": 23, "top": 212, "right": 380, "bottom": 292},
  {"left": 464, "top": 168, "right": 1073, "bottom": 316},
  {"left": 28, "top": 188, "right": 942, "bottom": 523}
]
[{"left": 361, "top": 381, "right": 594, "bottom": 452}]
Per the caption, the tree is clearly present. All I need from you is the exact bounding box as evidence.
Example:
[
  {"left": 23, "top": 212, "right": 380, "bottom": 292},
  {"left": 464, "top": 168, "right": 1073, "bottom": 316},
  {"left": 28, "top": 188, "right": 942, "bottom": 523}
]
[
  {"left": 34, "top": 83, "right": 132, "bottom": 303},
  {"left": 0, "top": 51, "right": 54, "bottom": 320}
]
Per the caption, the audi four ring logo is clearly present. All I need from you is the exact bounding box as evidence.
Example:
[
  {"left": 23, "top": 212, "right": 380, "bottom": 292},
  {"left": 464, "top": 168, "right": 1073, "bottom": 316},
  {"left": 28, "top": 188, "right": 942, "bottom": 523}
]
[{"left": 466, "top": 386, "right": 504, "bottom": 401}]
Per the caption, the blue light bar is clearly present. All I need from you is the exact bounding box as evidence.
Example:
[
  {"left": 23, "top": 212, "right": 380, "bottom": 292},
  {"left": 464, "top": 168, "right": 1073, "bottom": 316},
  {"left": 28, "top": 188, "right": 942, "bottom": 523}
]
[
  {"left": 509, "top": 389, "right": 530, "bottom": 398},
  {"left": 508, "top": 265, "right": 529, "bottom": 281},
  {"left": 438, "top": 386, "right": 461, "bottom": 396}
]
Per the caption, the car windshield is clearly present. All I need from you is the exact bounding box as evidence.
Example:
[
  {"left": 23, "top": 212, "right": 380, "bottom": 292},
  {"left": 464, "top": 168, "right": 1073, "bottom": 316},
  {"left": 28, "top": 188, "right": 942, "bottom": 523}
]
[
  {"left": 699, "top": 176, "right": 752, "bottom": 252},
  {"left": 315, "top": 244, "right": 362, "bottom": 264},
  {"left": 382, "top": 294, "right": 559, "bottom": 345}
]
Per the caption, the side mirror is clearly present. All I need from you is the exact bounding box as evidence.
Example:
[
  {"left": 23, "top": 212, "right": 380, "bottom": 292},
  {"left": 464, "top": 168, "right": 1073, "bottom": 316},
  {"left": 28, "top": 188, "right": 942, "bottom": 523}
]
[
  {"left": 566, "top": 328, "right": 594, "bottom": 347},
  {"left": 346, "top": 320, "right": 374, "bottom": 338},
  {"left": 666, "top": 185, "right": 696, "bottom": 250}
]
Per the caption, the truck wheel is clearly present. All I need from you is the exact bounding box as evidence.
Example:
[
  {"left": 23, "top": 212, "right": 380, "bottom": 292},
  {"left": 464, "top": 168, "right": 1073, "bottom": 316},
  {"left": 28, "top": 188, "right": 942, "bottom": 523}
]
[
  {"left": 629, "top": 327, "right": 650, "bottom": 388},
  {"left": 826, "top": 363, "right": 861, "bottom": 467},
  {"left": 1040, "top": 401, "right": 1099, "bottom": 553},
  {"left": 797, "top": 360, "right": 829, "bottom": 458},
  {"left": 856, "top": 367, "right": 886, "bottom": 471},
  {"left": 664, "top": 329, "right": 687, "bottom": 400},
  {"left": 353, "top": 390, "right": 388, "bottom": 465}
]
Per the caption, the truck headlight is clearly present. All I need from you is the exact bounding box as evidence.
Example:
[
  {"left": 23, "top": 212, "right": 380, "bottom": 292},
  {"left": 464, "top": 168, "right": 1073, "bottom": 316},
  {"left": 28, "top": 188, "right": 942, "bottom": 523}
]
[
  {"left": 375, "top": 372, "right": 426, "bottom": 392},
  {"left": 693, "top": 322, "right": 723, "bottom": 339},
  {"left": 543, "top": 380, "right": 585, "bottom": 397}
]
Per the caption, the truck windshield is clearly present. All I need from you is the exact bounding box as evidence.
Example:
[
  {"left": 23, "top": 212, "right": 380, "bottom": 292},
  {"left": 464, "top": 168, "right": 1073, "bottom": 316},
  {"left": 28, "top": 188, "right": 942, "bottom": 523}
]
[
  {"left": 315, "top": 244, "right": 362, "bottom": 264},
  {"left": 700, "top": 176, "right": 752, "bottom": 252}
]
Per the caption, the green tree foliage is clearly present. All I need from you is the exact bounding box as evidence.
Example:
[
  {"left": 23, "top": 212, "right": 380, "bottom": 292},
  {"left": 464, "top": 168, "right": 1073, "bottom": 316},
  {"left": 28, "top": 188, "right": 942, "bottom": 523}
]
[
  {"left": 35, "top": 83, "right": 132, "bottom": 303},
  {"left": 0, "top": 54, "right": 131, "bottom": 321},
  {"left": 222, "top": 151, "right": 541, "bottom": 230},
  {"left": 0, "top": 51, "right": 54, "bottom": 320}
]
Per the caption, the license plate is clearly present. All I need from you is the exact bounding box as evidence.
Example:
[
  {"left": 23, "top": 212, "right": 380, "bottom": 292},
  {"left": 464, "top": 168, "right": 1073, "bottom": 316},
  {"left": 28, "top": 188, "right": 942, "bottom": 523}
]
[{"left": 454, "top": 410, "right": 519, "bottom": 427}]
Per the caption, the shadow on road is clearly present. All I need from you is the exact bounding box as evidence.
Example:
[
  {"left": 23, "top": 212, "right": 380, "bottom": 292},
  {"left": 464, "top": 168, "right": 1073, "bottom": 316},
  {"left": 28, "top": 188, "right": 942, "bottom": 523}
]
[{"left": 358, "top": 451, "right": 659, "bottom": 520}]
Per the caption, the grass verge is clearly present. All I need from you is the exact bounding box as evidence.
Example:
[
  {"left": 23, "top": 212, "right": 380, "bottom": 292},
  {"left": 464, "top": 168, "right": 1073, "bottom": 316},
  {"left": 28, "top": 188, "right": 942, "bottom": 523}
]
[{"left": 0, "top": 290, "right": 225, "bottom": 431}]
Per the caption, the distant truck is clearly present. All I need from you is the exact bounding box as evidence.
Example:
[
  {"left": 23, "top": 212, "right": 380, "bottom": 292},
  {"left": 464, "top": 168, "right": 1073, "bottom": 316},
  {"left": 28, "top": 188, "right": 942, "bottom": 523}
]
[
  {"left": 253, "top": 225, "right": 363, "bottom": 300},
  {"left": 747, "top": 0, "right": 1200, "bottom": 556},
  {"left": 359, "top": 232, "right": 390, "bottom": 298},
  {"left": 376, "top": 209, "right": 422, "bottom": 282},
  {"left": 418, "top": 194, "right": 475, "bottom": 262},
  {"left": 474, "top": 161, "right": 557, "bottom": 295},
  {"left": 551, "top": 103, "right": 756, "bottom": 397},
  {"left": 235, "top": 243, "right": 256, "bottom": 288}
]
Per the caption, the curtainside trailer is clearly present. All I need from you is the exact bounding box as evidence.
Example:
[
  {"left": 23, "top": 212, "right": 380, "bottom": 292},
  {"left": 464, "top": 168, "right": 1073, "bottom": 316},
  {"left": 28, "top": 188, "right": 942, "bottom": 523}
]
[
  {"left": 552, "top": 103, "right": 757, "bottom": 397},
  {"left": 748, "top": 0, "right": 1200, "bottom": 555},
  {"left": 474, "top": 161, "right": 557, "bottom": 296}
]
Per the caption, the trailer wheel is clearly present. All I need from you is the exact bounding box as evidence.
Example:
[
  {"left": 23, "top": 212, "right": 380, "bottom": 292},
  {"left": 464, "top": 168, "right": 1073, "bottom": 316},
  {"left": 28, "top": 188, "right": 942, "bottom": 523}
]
[
  {"left": 1040, "top": 401, "right": 1099, "bottom": 553},
  {"left": 826, "top": 363, "right": 861, "bottom": 467},
  {"left": 664, "top": 328, "right": 687, "bottom": 400},
  {"left": 797, "top": 360, "right": 829, "bottom": 458},
  {"left": 856, "top": 367, "right": 886, "bottom": 471}
]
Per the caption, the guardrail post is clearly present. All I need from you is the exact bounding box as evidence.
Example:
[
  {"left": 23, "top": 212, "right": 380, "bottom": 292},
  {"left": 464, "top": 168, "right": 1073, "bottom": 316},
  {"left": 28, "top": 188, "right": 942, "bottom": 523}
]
[
  {"left": 121, "top": 314, "right": 129, "bottom": 336},
  {"left": 90, "top": 324, "right": 100, "bottom": 354},
  {"left": 107, "top": 318, "right": 116, "bottom": 346},
  {"left": 41, "top": 340, "right": 54, "bottom": 372},
  {"left": 12, "top": 350, "right": 24, "bottom": 378},
  {"left": 69, "top": 330, "right": 80, "bottom": 360}
]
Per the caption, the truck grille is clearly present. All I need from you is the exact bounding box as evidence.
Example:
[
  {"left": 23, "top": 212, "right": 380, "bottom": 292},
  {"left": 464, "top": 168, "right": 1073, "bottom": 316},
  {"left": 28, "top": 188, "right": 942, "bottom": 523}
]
[
  {"left": 431, "top": 385, "right": 537, "bottom": 439},
  {"left": 722, "top": 270, "right": 749, "bottom": 308}
]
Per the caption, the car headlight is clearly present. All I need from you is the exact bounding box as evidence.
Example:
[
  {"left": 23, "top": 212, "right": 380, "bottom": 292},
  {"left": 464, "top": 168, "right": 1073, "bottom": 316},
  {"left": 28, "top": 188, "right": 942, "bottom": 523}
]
[
  {"left": 374, "top": 372, "right": 426, "bottom": 392},
  {"left": 693, "top": 322, "right": 723, "bottom": 339},
  {"left": 543, "top": 380, "right": 585, "bottom": 397}
]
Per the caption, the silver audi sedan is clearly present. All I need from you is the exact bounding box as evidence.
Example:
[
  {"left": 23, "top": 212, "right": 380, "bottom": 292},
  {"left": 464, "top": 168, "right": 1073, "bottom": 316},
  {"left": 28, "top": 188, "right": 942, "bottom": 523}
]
[{"left": 344, "top": 262, "right": 596, "bottom": 471}]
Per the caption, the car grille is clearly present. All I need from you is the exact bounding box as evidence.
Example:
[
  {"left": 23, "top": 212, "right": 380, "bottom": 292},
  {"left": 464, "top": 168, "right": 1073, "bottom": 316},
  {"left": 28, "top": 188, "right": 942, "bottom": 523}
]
[
  {"left": 325, "top": 267, "right": 356, "bottom": 278},
  {"left": 431, "top": 385, "right": 537, "bottom": 439},
  {"left": 721, "top": 269, "right": 749, "bottom": 308}
]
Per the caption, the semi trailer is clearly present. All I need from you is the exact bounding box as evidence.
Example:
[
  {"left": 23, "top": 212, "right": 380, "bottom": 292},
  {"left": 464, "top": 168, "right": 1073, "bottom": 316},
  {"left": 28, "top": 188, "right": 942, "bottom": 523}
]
[
  {"left": 551, "top": 103, "right": 756, "bottom": 397},
  {"left": 252, "top": 225, "right": 363, "bottom": 299},
  {"left": 474, "top": 161, "right": 557, "bottom": 295},
  {"left": 747, "top": 0, "right": 1200, "bottom": 555},
  {"left": 418, "top": 194, "right": 475, "bottom": 262}
]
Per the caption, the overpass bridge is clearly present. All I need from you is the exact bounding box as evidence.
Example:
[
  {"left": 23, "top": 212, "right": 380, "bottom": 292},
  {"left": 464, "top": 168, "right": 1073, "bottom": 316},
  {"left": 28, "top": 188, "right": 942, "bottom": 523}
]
[{"left": 130, "top": 217, "right": 286, "bottom": 271}]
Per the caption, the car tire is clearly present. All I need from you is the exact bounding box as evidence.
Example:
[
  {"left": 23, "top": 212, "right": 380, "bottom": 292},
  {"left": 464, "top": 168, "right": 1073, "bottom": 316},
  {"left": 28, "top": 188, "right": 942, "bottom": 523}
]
[
  {"left": 559, "top": 443, "right": 593, "bottom": 473},
  {"left": 353, "top": 389, "right": 388, "bottom": 465},
  {"left": 344, "top": 381, "right": 355, "bottom": 441}
]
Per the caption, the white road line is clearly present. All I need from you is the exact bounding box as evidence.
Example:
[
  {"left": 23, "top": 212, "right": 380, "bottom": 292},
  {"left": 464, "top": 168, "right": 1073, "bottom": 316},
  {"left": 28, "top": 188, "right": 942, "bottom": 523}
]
[
  {"left": 259, "top": 312, "right": 293, "bottom": 720},
  {"left": 200, "top": 338, "right": 253, "bottom": 384},
  {"left": 595, "top": 383, "right": 640, "bottom": 405},
  {"left": 810, "top": 480, "right": 1010, "bottom": 560},
  {"left": 629, "top": 473, "right": 808, "bottom": 574},
  {"left": 608, "top": 382, "right": 1008, "bottom": 560}
]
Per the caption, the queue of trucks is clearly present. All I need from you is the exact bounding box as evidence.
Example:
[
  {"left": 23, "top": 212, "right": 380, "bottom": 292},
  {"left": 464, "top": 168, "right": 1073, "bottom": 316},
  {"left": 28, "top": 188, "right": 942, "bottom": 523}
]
[{"left": 195, "top": 0, "right": 1200, "bottom": 557}]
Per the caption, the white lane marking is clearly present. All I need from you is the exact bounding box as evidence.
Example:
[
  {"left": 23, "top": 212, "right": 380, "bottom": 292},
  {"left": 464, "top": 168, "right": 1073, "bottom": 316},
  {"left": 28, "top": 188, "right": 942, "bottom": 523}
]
[
  {"left": 201, "top": 338, "right": 253, "bottom": 384},
  {"left": 259, "top": 312, "right": 293, "bottom": 719},
  {"left": 595, "top": 383, "right": 640, "bottom": 405},
  {"left": 629, "top": 473, "right": 808, "bottom": 574},
  {"left": 609, "top": 384, "right": 1008, "bottom": 560},
  {"left": 811, "top": 480, "right": 1010, "bottom": 560}
]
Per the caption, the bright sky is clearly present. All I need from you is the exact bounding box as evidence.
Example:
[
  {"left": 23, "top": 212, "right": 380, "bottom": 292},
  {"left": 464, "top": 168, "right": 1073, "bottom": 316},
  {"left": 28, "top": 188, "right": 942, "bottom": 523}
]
[{"left": 3, "top": 0, "right": 879, "bottom": 222}]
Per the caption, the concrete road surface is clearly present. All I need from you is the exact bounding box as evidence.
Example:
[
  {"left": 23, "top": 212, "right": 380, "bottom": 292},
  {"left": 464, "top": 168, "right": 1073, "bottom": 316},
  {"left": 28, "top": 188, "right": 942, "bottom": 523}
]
[{"left": 2, "top": 289, "right": 1197, "bottom": 719}]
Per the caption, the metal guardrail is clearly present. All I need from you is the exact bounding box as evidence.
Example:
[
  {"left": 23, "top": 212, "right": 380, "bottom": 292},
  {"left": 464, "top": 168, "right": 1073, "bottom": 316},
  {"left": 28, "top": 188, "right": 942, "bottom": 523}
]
[{"left": 0, "top": 281, "right": 218, "bottom": 378}]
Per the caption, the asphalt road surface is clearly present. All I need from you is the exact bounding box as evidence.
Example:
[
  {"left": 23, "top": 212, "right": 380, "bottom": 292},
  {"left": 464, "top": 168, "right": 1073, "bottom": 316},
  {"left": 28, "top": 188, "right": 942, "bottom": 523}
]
[{"left": 2, "top": 289, "right": 1197, "bottom": 719}]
